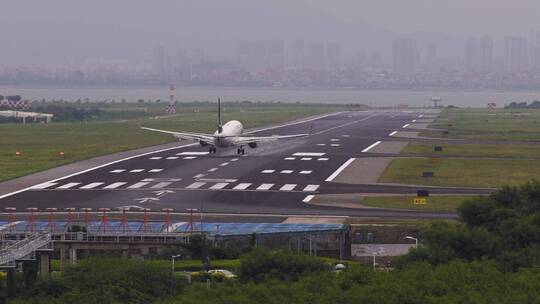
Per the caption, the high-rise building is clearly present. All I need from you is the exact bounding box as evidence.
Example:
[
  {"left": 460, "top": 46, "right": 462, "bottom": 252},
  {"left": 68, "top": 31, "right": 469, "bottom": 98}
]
[
  {"left": 531, "top": 31, "right": 540, "bottom": 69},
  {"left": 392, "top": 38, "right": 420, "bottom": 73},
  {"left": 153, "top": 45, "right": 165, "bottom": 73},
  {"left": 289, "top": 40, "right": 305, "bottom": 69},
  {"left": 265, "top": 40, "right": 285, "bottom": 68},
  {"left": 466, "top": 36, "right": 493, "bottom": 71},
  {"left": 307, "top": 42, "right": 325, "bottom": 70},
  {"left": 505, "top": 36, "right": 528, "bottom": 71},
  {"left": 326, "top": 43, "right": 341, "bottom": 70},
  {"left": 425, "top": 43, "right": 437, "bottom": 70}
]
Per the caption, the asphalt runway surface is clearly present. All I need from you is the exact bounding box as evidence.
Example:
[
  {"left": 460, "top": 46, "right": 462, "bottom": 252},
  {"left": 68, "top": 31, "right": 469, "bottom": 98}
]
[{"left": 0, "top": 110, "right": 491, "bottom": 219}]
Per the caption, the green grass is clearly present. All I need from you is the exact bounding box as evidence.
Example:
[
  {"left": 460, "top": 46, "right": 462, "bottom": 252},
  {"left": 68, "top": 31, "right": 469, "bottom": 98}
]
[
  {"left": 379, "top": 157, "right": 540, "bottom": 187},
  {"left": 423, "top": 108, "right": 540, "bottom": 141},
  {"left": 402, "top": 142, "right": 540, "bottom": 158},
  {"left": 51, "top": 258, "right": 241, "bottom": 272},
  {"left": 362, "top": 195, "right": 477, "bottom": 212},
  {"left": 0, "top": 103, "right": 351, "bottom": 182}
]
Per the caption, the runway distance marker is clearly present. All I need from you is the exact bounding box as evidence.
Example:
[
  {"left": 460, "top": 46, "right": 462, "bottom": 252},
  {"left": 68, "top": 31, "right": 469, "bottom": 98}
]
[
  {"left": 325, "top": 158, "right": 355, "bottom": 182},
  {"left": 361, "top": 141, "right": 382, "bottom": 153}
]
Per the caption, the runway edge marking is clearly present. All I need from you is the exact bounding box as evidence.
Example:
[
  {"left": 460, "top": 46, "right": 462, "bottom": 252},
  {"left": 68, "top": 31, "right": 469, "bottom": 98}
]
[
  {"left": 325, "top": 158, "right": 356, "bottom": 182},
  {"left": 361, "top": 141, "right": 382, "bottom": 153}
]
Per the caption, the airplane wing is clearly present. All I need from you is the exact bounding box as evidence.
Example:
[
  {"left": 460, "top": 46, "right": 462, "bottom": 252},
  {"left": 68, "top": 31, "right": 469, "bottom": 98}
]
[
  {"left": 231, "top": 133, "right": 309, "bottom": 145},
  {"left": 140, "top": 127, "right": 214, "bottom": 145}
]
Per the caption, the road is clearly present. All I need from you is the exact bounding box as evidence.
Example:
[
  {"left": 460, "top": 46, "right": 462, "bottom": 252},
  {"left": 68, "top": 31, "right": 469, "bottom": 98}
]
[{"left": 0, "top": 110, "right": 490, "bottom": 219}]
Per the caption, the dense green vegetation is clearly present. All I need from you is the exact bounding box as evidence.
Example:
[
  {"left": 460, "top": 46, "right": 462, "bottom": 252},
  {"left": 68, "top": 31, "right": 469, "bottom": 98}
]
[
  {"left": 423, "top": 107, "right": 540, "bottom": 141},
  {"left": 9, "top": 182, "right": 540, "bottom": 303},
  {"left": 0, "top": 101, "right": 354, "bottom": 181},
  {"left": 379, "top": 157, "right": 540, "bottom": 187},
  {"left": 361, "top": 195, "right": 476, "bottom": 212}
]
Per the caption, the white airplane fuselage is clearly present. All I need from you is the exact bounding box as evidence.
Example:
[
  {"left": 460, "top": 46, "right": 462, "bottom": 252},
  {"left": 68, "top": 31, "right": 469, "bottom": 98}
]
[{"left": 212, "top": 120, "right": 243, "bottom": 147}]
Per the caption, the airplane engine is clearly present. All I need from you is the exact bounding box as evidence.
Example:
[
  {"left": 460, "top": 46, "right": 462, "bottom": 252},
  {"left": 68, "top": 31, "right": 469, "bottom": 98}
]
[
  {"left": 248, "top": 142, "right": 257, "bottom": 148},
  {"left": 199, "top": 140, "right": 208, "bottom": 147}
]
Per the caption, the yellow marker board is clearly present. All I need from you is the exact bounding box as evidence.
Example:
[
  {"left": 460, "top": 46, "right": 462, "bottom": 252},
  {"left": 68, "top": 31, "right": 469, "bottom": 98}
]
[{"left": 413, "top": 197, "right": 428, "bottom": 205}]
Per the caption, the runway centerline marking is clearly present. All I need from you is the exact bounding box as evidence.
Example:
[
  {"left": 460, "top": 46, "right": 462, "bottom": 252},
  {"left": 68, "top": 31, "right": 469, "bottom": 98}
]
[
  {"left": 149, "top": 169, "right": 163, "bottom": 173},
  {"left": 284, "top": 157, "right": 296, "bottom": 160},
  {"left": 230, "top": 158, "right": 239, "bottom": 162},
  {"left": 207, "top": 168, "right": 218, "bottom": 172},
  {"left": 280, "top": 170, "right": 293, "bottom": 174},
  {"left": 330, "top": 139, "right": 340, "bottom": 141},
  {"left": 127, "top": 182, "right": 150, "bottom": 189},
  {"left": 103, "top": 182, "right": 127, "bottom": 189},
  {"left": 110, "top": 169, "right": 125, "bottom": 173},
  {"left": 330, "top": 144, "right": 341, "bottom": 147},
  {"left": 389, "top": 131, "right": 397, "bottom": 136},
  {"left": 317, "top": 144, "right": 326, "bottom": 146},
  {"left": 183, "top": 156, "right": 197, "bottom": 160},
  {"left": 325, "top": 158, "right": 355, "bottom": 182},
  {"left": 301, "top": 157, "right": 312, "bottom": 161},
  {"left": 129, "top": 169, "right": 145, "bottom": 173},
  {"left": 149, "top": 157, "right": 162, "bottom": 160},
  {"left": 261, "top": 170, "right": 275, "bottom": 174},
  {"left": 317, "top": 158, "right": 329, "bottom": 161},
  {"left": 166, "top": 156, "right": 179, "bottom": 160},
  {"left": 362, "top": 141, "right": 382, "bottom": 153},
  {"left": 219, "top": 162, "right": 229, "bottom": 167},
  {"left": 303, "top": 185, "right": 320, "bottom": 192},
  {"left": 80, "top": 182, "right": 104, "bottom": 189},
  {"left": 293, "top": 152, "right": 326, "bottom": 157},
  {"left": 256, "top": 183, "right": 274, "bottom": 190},
  {"left": 299, "top": 171, "right": 313, "bottom": 175},
  {"left": 302, "top": 195, "right": 315, "bottom": 202}
]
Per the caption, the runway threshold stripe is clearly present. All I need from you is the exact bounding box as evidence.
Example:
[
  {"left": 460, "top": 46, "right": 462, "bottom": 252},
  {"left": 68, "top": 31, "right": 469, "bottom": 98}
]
[
  {"left": 402, "top": 124, "right": 410, "bottom": 128},
  {"left": 80, "top": 182, "right": 104, "bottom": 189},
  {"left": 280, "top": 184, "right": 297, "bottom": 191},
  {"left": 210, "top": 183, "right": 229, "bottom": 190},
  {"left": 389, "top": 131, "right": 397, "bottom": 136},
  {"left": 325, "top": 158, "right": 355, "bottom": 182},
  {"left": 302, "top": 195, "right": 315, "bottom": 203},
  {"left": 56, "top": 182, "right": 81, "bottom": 189},
  {"left": 256, "top": 183, "right": 274, "bottom": 190},
  {"left": 31, "top": 182, "right": 58, "bottom": 190},
  {"left": 303, "top": 185, "right": 320, "bottom": 192},
  {"left": 186, "top": 182, "right": 206, "bottom": 189},
  {"left": 361, "top": 141, "right": 382, "bottom": 153},
  {"left": 127, "top": 182, "right": 150, "bottom": 189},
  {"left": 233, "top": 183, "right": 252, "bottom": 190},
  {"left": 103, "top": 182, "right": 127, "bottom": 189},
  {"left": 151, "top": 182, "right": 172, "bottom": 189}
]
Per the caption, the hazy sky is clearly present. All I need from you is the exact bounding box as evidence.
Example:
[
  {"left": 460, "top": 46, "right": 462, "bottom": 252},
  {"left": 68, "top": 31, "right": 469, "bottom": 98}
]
[{"left": 1, "top": 0, "right": 538, "bottom": 65}]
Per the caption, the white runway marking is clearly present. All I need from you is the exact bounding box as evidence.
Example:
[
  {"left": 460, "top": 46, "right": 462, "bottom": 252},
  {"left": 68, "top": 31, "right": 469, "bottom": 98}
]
[
  {"left": 402, "top": 124, "right": 410, "bottom": 128},
  {"left": 183, "top": 156, "right": 197, "bottom": 160},
  {"left": 293, "top": 152, "right": 326, "bottom": 157},
  {"left": 130, "top": 169, "right": 145, "bottom": 173},
  {"left": 280, "top": 184, "right": 297, "bottom": 191},
  {"left": 330, "top": 144, "right": 341, "bottom": 147},
  {"left": 210, "top": 183, "right": 229, "bottom": 190},
  {"left": 331, "top": 138, "right": 340, "bottom": 141},
  {"left": 280, "top": 170, "right": 293, "bottom": 174},
  {"left": 177, "top": 151, "right": 209, "bottom": 156},
  {"left": 186, "top": 182, "right": 206, "bottom": 189},
  {"left": 207, "top": 168, "right": 218, "bottom": 172},
  {"left": 302, "top": 195, "right": 315, "bottom": 202},
  {"left": 80, "top": 182, "right": 104, "bottom": 189},
  {"left": 362, "top": 141, "right": 382, "bottom": 153},
  {"left": 149, "top": 169, "right": 163, "bottom": 173},
  {"left": 261, "top": 170, "right": 275, "bottom": 174},
  {"left": 127, "top": 182, "right": 150, "bottom": 189},
  {"left": 110, "top": 169, "right": 125, "bottom": 173},
  {"left": 419, "top": 114, "right": 424, "bottom": 118},
  {"left": 151, "top": 182, "right": 172, "bottom": 189},
  {"left": 389, "top": 131, "right": 397, "bottom": 136},
  {"left": 31, "top": 182, "right": 58, "bottom": 189},
  {"left": 141, "top": 178, "right": 155, "bottom": 182},
  {"left": 256, "top": 183, "right": 274, "bottom": 190},
  {"left": 233, "top": 183, "right": 252, "bottom": 190},
  {"left": 342, "top": 135, "right": 350, "bottom": 137},
  {"left": 412, "top": 119, "right": 417, "bottom": 122},
  {"left": 198, "top": 178, "right": 237, "bottom": 183},
  {"left": 193, "top": 174, "right": 206, "bottom": 179},
  {"left": 303, "top": 184, "right": 320, "bottom": 192},
  {"left": 103, "top": 182, "right": 127, "bottom": 189},
  {"left": 230, "top": 158, "right": 239, "bottom": 161},
  {"left": 149, "top": 157, "right": 162, "bottom": 160},
  {"left": 219, "top": 162, "right": 229, "bottom": 167},
  {"left": 284, "top": 157, "right": 296, "bottom": 160},
  {"left": 166, "top": 157, "right": 179, "bottom": 160},
  {"left": 301, "top": 157, "right": 312, "bottom": 161},
  {"left": 57, "top": 182, "right": 81, "bottom": 189},
  {"left": 299, "top": 170, "right": 312, "bottom": 174},
  {"left": 317, "top": 158, "right": 329, "bottom": 161},
  {"left": 317, "top": 144, "right": 326, "bottom": 146},
  {"left": 325, "top": 158, "right": 355, "bottom": 182}
]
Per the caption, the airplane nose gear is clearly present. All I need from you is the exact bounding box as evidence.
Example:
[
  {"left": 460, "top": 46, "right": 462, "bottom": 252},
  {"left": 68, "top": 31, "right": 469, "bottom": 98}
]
[
  {"left": 237, "top": 147, "right": 245, "bottom": 155},
  {"left": 209, "top": 146, "right": 217, "bottom": 153}
]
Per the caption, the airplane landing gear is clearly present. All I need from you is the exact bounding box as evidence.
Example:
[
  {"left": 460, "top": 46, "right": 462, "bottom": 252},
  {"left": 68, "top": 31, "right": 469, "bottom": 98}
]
[
  {"left": 237, "top": 147, "right": 245, "bottom": 155},
  {"left": 209, "top": 146, "right": 217, "bottom": 153}
]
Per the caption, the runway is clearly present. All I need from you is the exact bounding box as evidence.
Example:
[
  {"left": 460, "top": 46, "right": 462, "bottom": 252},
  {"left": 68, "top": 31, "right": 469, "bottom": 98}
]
[{"left": 0, "top": 110, "right": 490, "bottom": 219}]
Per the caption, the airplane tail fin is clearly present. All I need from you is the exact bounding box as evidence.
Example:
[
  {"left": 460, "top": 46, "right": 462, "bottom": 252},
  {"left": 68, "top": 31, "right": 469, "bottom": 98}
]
[{"left": 217, "top": 98, "right": 223, "bottom": 133}]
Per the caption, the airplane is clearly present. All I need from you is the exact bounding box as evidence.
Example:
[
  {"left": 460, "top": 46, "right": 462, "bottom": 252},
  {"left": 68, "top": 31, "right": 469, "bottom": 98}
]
[{"left": 141, "top": 98, "right": 309, "bottom": 154}]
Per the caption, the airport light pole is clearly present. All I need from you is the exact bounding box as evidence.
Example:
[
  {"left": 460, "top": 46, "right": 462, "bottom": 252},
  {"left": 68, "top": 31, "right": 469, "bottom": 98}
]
[
  {"left": 171, "top": 254, "right": 182, "bottom": 274},
  {"left": 372, "top": 252, "right": 377, "bottom": 270},
  {"left": 405, "top": 236, "right": 419, "bottom": 247}
]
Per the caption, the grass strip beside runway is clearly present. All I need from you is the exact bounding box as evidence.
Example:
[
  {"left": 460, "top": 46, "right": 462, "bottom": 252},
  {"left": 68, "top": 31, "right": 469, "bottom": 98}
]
[
  {"left": 379, "top": 157, "right": 540, "bottom": 187},
  {"left": 422, "top": 108, "right": 540, "bottom": 141},
  {"left": 362, "top": 195, "right": 477, "bottom": 212},
  {"left": 402, "top": 142, "right": 540, "bottom": 158}
]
